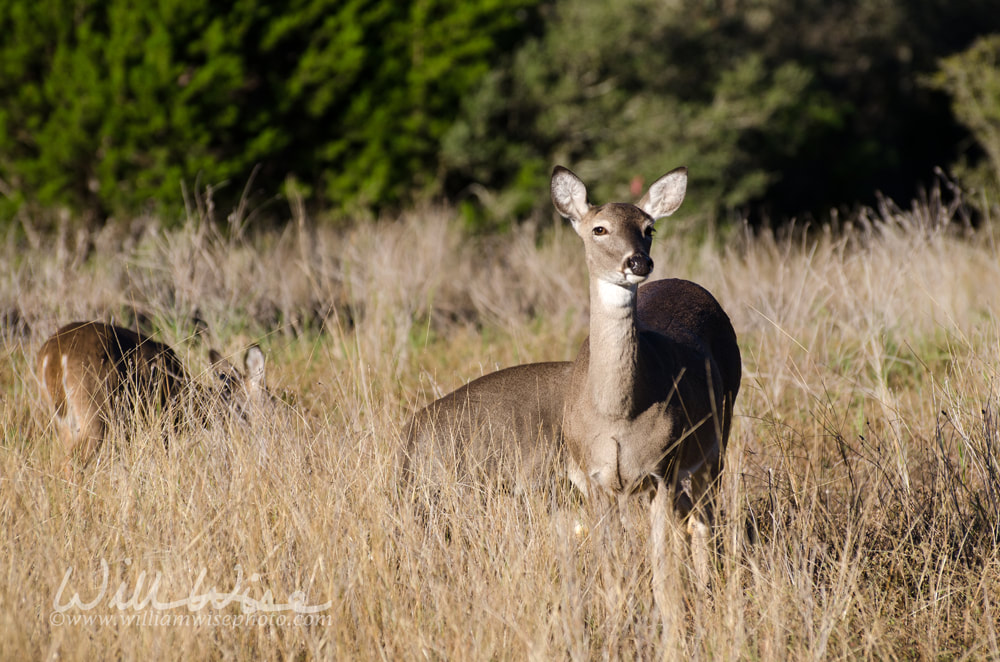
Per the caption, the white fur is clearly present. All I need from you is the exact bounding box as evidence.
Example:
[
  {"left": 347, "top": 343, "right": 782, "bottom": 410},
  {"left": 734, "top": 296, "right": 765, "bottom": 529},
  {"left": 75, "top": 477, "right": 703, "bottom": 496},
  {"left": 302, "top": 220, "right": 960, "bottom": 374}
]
[{"left": 596, "top": 279, "right": 636, "bottom": 309}]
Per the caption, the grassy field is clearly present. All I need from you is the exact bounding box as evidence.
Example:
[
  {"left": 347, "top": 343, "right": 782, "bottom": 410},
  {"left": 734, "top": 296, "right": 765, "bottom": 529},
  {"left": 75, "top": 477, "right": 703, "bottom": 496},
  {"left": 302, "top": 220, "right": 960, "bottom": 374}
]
[{"left": 2, "top": 190, "right": 999, "bottom": 659}]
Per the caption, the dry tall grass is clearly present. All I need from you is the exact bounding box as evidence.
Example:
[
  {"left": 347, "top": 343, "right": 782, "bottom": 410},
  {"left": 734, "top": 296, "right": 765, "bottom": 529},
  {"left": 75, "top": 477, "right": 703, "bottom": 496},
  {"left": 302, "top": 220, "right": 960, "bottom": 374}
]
[{"left": 2, "top": 190, "right": 998, "bottom": 659}]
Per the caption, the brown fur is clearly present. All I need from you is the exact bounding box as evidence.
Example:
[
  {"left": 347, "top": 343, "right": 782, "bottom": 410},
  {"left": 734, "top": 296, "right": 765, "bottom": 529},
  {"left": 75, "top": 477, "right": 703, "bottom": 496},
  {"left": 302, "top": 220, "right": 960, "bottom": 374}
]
[
  {"left": 37, "top": 321, "right": 270, "bottom": 478},
  {"left": 403, "top": 361, "right": 572, "bottom": 492}
]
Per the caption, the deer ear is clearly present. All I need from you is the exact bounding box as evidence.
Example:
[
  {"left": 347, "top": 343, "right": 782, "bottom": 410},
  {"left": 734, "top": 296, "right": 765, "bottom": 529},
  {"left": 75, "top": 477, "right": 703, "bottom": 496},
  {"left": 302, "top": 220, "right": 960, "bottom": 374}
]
[
  {"left": 638, "top": 167, "right": 687, "bottom": 219},
  {"left": 209, "top": 349, "right": 238, "bottom": 382},
  {"left": 243, "top": 346, "right": 266, "bottom": 391},
  {"left": 551, "top": 166, "right": 590, "bottom": 225}
]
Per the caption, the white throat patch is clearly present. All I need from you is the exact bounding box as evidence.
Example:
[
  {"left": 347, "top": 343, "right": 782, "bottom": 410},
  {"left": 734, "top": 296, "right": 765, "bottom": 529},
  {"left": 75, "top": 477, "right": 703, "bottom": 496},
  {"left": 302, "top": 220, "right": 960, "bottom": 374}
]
[{"left": 596, "top": 279, "right": 636, "bottom": 309}]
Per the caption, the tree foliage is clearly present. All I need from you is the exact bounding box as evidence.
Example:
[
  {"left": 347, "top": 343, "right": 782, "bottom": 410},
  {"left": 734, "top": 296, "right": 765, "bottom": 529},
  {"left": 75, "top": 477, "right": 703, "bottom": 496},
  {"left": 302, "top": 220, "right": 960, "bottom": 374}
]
[
  {"left": 0, "top": 0, "right": 539, "bottom": 223},
  {"left": 1, "top": 0, "right": 999, "bottom": 227},
  {"left": 441, "top": 0, "right": 1000, "bottom": 227},
  {"left": 930, "top": 34, "right": 1000, "bottom": 201}
]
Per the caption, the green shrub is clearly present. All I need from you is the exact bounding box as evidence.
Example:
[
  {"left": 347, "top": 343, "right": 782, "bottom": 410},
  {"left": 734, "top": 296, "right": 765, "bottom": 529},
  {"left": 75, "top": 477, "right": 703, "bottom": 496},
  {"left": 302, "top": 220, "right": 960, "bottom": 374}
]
[
  {"left": 4, "top": 0, "right": 1000, "bottom": 228},
  {"left": 929, "top": 34, "right": 1000, "bottom": 205},
  {"left": 0, "top": 0, "right": 539, "bottom": 224},
  {"left": 440, "top": 0, "right": 1000, "bottom": 227}
]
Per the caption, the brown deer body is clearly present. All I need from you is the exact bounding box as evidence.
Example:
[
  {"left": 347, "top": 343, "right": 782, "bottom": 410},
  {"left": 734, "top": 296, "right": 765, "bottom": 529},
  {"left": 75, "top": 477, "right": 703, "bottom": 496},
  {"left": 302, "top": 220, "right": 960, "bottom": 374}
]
[
  {"left": 403, "top": 361, "right": 571, "bottom": 491},
  {"left": 37, "top": 321, "right": 269, "bottom": 478}
]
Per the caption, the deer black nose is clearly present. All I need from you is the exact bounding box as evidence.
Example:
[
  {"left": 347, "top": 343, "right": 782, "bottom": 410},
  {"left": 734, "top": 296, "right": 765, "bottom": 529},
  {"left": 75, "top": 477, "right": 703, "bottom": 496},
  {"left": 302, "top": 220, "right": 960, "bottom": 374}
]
[{"left": 626, "top": 253, "right": 653, "bottom": 277}]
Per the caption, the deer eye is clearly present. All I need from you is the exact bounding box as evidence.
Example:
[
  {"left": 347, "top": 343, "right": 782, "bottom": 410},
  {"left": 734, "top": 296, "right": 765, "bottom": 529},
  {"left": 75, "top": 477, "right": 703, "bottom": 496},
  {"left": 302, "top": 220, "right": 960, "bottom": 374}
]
[
  {"left": 644, "top": 226, "right": 656, "bottom": 238},
  {"left": 592, "top": 226, "right": 607, "bottom": 236}
]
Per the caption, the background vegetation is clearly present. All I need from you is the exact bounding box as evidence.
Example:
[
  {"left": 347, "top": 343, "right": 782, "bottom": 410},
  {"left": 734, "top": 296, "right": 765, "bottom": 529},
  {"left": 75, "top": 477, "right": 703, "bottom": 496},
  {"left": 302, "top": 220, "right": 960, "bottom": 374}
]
[
  {"left": 0, "top": 0, "right": 539, "bottom": 222},
  {"left": 3, "top": 186, "right": 999, "bottom": 658},
  {"left": 4, "top": 1, "right": 1000, "bottom": 658},
  {"left": 2, "top": 0, "right": 1000, "bottom": 226}
]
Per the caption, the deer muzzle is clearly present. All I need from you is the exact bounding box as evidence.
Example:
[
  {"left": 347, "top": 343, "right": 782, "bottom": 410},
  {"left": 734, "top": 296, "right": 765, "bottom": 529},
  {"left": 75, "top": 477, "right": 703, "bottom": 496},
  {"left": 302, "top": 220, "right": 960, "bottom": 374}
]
[{"left": 625, "top": 253, "right": 653, "bottom": 279}]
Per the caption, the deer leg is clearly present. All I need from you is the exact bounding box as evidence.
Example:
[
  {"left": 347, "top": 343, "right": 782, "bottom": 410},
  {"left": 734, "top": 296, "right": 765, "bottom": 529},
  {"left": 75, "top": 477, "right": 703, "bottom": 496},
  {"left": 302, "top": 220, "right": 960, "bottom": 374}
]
[
  {"left": 62, "top": 411, "right": 105, "bottom": 482},
  {"left": 650, "top": 478, "right": 684, "bottom": 644}
]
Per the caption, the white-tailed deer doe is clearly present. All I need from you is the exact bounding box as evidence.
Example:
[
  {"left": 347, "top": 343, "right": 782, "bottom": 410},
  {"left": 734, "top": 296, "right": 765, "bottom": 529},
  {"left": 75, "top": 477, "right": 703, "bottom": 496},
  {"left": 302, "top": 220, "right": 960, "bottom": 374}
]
[
  {"left": 551, "top": 165, "right": 740, "bottom": 511},
  {"left": 551, "top": 164, "right": 740, "bottom": 586},
  {"left": 404, "top": 166, "right": 740, "bottom": 569},
  {"left": 37, "top": 321, "right": 270, "bottom": 478}
]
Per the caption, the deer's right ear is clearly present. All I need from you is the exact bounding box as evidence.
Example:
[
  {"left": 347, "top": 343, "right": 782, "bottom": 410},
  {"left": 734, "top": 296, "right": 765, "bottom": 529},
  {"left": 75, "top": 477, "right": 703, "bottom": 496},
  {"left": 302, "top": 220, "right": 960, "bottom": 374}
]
[{"left": 551, "top": 166, "right": 590, "bottom": 226}]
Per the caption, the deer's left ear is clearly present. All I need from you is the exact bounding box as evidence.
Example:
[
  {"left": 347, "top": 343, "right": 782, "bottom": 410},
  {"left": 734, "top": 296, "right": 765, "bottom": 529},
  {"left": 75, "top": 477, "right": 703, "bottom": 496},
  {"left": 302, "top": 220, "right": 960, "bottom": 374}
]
[
  {"left": 209, "top": 349, "right": 239, "bottom": 383},
  {"left": 638, "top": 167, "right": 687, "bottom": 219},
  {"left": 551, "top": 166, "right": 590, "bottom": 225}
]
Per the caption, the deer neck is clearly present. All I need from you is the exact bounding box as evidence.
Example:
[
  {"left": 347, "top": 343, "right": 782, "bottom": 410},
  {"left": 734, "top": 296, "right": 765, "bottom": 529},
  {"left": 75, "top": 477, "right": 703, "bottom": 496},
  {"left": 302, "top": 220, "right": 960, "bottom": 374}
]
[{"left": 587, "top": 278, "right": 642, "bottom": 418}]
